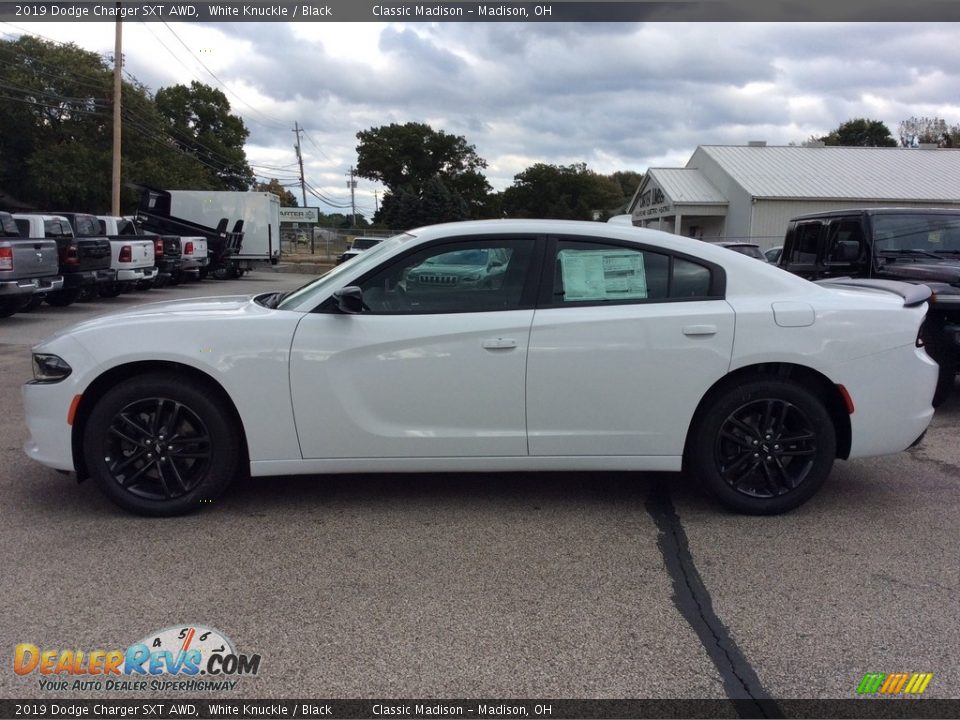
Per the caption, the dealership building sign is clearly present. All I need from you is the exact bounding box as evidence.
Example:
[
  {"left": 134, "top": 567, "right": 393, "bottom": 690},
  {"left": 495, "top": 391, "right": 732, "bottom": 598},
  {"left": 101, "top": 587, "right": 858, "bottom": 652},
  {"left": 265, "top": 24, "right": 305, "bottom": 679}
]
[
  {"left": 635, "top": 186, "right": 672, "bottom": 218},
  {"left": 280, "top": 207, "right": 320, "bottom": 224}
]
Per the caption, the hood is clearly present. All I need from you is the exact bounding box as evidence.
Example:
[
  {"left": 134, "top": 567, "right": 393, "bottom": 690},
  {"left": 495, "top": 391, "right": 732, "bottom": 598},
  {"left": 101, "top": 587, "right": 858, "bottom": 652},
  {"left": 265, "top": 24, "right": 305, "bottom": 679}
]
[
  {"left": 879, "top": 258, "right": 960, "bottom": 285},
  {"left": 42, "top": 295, "right": 259, "bottom": 341}
]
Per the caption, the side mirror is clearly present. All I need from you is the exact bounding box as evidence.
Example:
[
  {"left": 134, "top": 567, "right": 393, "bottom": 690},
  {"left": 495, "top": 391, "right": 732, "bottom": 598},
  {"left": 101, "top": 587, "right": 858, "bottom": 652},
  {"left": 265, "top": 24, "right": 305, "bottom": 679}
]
[{"left": 333, "top": 286, "right": 364, "bottom": 314}]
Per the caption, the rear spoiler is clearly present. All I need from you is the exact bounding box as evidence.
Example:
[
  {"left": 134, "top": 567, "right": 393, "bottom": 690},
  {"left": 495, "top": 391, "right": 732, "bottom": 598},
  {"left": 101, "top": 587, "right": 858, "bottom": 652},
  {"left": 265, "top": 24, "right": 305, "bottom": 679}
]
[{"left": 815, "top": 278, "right": 931, "bottom": 307}]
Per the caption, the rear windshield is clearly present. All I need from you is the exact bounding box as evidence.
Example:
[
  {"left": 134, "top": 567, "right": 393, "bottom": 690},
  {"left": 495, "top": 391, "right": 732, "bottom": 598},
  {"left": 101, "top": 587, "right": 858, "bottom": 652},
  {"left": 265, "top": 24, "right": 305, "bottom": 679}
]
[
  {"left": 351, "top": 238, "right": 380, "bottom": 250},
  {"left": 0, "top": 214, "right": 18, "bottom": 236}
]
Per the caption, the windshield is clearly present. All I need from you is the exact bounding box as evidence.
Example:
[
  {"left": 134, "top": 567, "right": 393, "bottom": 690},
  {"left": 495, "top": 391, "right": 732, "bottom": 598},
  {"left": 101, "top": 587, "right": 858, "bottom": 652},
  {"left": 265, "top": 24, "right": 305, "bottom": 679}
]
[
  {"left": 276, "top": 232, "right": 414, "bottom": 311},
  {"left": 426, "top": 249, "right": 490, "bottom": 266},
  {"left": 873, "top": 214, "right": 960, "bottom": 253}
]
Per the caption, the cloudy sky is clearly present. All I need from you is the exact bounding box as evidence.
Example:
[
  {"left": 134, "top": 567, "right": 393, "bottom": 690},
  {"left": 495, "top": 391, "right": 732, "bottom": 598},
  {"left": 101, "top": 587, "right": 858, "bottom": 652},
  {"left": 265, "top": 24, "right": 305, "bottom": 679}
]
[{"left": 3, "top": 20, "right": 960, "bottom": 216}]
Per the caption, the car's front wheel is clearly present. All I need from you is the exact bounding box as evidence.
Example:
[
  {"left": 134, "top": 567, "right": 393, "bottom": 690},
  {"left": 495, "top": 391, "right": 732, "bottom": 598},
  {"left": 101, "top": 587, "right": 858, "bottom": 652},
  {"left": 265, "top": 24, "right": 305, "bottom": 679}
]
[
  {"left": 83, "top": 374, "right": 240, "bottom": 516},
  {"left": 687, "top": 379, "right": 836, "bottom": 515}
]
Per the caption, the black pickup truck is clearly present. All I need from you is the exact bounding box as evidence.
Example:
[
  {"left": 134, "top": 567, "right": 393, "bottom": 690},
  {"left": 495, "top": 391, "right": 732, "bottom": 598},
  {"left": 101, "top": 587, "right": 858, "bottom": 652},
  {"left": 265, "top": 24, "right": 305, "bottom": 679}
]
[
  {"left": 778, "top": 208, "right": 960, "bottom": 403},
  {"left": 12, "top": 213, "right": 112, "bottom": 307},
  {"left": 0, "top": 211, "right": 62, "bottom": 317}
]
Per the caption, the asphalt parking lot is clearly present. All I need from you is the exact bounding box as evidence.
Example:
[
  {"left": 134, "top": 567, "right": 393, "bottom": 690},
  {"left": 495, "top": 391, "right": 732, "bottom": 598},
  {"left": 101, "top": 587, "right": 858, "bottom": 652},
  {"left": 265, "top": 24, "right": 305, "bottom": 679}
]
[{"left": 0, "top": 270, "right": 957, "bottom": 708}]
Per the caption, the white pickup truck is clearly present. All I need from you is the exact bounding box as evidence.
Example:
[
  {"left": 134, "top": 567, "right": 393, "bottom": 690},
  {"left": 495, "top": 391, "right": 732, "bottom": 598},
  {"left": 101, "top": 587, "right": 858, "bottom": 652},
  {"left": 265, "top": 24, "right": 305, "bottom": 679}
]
[
  {"left": 94, "top": 215, "right": 158, "bottom": 294},
  {"left": 177, "top": 236, "right": 209, "bottom": 281}
]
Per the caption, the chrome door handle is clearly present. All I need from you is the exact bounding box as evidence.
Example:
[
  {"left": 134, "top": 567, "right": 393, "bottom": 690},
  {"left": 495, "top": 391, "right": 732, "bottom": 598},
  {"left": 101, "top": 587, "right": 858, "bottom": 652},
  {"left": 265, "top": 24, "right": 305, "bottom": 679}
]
[
  {"left": 682, "top": 325, "right": 717, "bottom": 336},
  {"left": 482, "top": 338, "right": 518, "bottom": 349}
]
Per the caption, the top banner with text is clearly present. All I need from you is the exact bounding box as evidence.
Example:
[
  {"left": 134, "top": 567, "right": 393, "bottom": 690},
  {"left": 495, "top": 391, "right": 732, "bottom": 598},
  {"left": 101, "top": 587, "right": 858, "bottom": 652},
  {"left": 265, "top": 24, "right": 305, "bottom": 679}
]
[{"left": 1, "top": 0, "right": 959, "bottom": 23}]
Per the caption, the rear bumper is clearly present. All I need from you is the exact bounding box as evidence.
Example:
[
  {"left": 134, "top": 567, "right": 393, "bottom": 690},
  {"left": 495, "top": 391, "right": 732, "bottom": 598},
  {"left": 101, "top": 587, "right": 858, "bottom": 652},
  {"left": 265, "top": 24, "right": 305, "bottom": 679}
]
[
  {"left": 62, "top": 268, "right": 115, "bottom": 288},
  {"left": 116, "top": 266, "right": 157, "bottom": 283},
  {"left": 0, "top": 275, "right": 64, "bottom": 296},
  {"left": 836, "top": 343, "right": 938, "bottom": 458}
]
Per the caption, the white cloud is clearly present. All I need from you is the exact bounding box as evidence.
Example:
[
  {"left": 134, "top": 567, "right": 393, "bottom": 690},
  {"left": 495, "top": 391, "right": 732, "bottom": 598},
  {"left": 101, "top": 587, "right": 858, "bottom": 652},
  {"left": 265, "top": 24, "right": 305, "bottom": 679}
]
[{"left": 6, "top": 20, "right": 960, "bottom": 207}]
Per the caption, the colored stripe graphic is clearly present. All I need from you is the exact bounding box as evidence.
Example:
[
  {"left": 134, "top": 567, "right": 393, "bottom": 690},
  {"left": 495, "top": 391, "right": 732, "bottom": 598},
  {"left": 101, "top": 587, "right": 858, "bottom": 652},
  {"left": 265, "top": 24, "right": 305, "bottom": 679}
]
[
  {"left": 857, "top": 673, "right": 886, "bottom": 694},
  {"left": 857, "top": 673, "right": 933, "bottom": 695}
]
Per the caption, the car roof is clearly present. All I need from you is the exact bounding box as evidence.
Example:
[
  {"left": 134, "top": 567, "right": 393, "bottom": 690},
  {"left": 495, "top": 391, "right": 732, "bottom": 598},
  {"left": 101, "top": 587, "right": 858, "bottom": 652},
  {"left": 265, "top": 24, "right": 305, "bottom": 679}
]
[{"left": 791, "top": 207, "right": 960, "bottom": 221}]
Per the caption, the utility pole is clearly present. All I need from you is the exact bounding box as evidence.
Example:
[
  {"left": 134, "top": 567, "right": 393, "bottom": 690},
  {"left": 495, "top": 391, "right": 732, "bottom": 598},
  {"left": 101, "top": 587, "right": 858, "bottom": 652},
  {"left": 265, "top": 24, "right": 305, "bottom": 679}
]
[
  {"left": 374, "top": 189, "right": 379, "bottom": 215},
  {"left": 292, "top": 122, "right": 307, "bottom": 208},
  {"left": 111, "top": 14, "right": 122, "bottom": 216},
  {"left": 346, "top": 166, "right": 357, "bottom": 227}
]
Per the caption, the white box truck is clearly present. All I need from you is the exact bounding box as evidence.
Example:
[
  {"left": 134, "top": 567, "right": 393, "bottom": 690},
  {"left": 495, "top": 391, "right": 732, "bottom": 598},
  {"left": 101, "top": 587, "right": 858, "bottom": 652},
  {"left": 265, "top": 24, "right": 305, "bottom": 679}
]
[
  {"left": 136, "top": 187, "right": 280, "bottom": 278},
  {"left": 166, "top": 190, "right": 280, "bottom": 274}
]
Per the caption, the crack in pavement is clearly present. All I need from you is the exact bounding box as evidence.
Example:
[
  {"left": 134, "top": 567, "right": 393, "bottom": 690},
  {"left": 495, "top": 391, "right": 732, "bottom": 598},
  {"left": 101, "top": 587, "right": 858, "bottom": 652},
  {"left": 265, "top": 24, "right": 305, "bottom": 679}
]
[{"left": 645, "top": 482, "right": 784, "bottom": 718}]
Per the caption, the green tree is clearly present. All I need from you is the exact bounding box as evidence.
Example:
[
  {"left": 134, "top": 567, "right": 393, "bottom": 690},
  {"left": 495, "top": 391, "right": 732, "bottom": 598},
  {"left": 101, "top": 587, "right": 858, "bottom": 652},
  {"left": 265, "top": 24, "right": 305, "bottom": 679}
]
[
  {"left": 254, "top": 178, "right": 298, "bottom": 206},
  {"left": 609, "top": 170, "right": 644, "bottom": 201},
  {"left": 356, "top": 122, "right": 493, "bottom": 225},
  {"left": 502, "top": 163, "right": 624, "bottom": 220},
  {"left": 820, "top": 118, "right": 897, "bottom": 147},
  {"left": 0, "top": 35, "right": 113, "bottom": 210},
  {"left": 154, "top": 81, "right": 253, "bottom": 191},
  {"left": 0, "top": 36, "right": 251, "bottom": 212}
]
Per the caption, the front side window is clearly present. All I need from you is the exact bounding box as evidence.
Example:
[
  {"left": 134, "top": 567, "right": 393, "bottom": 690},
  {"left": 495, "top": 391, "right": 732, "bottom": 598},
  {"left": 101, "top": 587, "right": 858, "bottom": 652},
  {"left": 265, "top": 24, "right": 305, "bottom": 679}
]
[
  {"left": 358, "top": 239, "right": 535, "bottom": 314},
  {"left": 826, "top": 221, "right": 864, "bottom": 262}
]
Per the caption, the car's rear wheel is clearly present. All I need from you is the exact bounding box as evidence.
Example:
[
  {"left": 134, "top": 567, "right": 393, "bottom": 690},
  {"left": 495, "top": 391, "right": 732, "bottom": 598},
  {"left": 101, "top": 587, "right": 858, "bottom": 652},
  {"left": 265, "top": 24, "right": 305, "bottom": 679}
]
[
  {"left": 83, "top": 374, "right": 240, "bottom": 516},
  {"left": 687, "top": 379, "right": 836, "bottom": 515}
]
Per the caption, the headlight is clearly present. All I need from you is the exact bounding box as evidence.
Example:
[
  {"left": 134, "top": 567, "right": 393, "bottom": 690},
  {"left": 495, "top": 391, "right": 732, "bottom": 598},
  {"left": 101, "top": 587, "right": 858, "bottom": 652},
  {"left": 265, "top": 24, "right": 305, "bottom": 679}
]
[{"left": 31, "top": 353, "right": 72, "bottom": 383}]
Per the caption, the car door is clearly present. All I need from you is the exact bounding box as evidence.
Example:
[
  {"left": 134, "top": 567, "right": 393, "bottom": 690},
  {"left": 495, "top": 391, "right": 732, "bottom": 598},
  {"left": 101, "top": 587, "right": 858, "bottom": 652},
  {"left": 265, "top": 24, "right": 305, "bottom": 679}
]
[
  {"left": 289, "top": 236, "right": 541, "bottom": 459},
  {"left": 526, "top": 237, "right": 735, "bottom": 457}
]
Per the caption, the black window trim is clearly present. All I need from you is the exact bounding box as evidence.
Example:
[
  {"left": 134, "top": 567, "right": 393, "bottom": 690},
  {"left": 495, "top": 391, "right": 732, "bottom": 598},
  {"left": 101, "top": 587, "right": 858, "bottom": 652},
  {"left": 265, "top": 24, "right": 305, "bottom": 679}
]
[{"left": 536, "top": 234, "right": 727, "bottom": 309}]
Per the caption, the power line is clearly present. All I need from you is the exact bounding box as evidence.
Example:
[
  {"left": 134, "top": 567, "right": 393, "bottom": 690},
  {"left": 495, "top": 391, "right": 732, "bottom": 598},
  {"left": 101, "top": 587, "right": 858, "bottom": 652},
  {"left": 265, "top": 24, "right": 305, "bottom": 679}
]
[{"left": 160, "top": 21, "right": 288, "bottom": 131}]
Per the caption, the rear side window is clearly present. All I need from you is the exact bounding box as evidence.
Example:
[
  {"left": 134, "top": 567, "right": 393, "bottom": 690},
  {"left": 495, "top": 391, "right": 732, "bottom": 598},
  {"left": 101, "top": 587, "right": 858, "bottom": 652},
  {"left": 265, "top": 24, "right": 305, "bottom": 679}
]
[
  {"left": 787, "top": 223, "right": 821, "bottom": 264},
  {"left": 44, "top": 220, "right": 73, "bottom": 238},
  {"left": 550, "top": 241, "right": 717, "bottom": 304}
]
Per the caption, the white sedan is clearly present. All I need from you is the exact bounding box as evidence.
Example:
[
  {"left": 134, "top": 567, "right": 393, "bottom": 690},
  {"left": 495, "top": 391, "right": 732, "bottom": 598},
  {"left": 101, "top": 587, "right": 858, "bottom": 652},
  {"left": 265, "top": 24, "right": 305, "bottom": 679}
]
[{"left": 23, "top": 220, "right": 938, "bottom": 516}]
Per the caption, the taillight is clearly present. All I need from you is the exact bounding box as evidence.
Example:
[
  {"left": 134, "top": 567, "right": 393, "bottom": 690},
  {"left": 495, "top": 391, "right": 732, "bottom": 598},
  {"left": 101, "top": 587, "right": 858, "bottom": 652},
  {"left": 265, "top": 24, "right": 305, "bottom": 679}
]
[
  {"left": 0, "top": 247, "right": 12, "bottom": 271},
  {"left": 184, "top": 241, "right": 194, "bottom": 255},
  {"left": 119, "top": 245, "right": 132, "bottom": 262},
  {"left": 64, "top": 244, "right": 80, "bottom": 265},
  {"left": 154, "top": 238, "right": 163, "bottom": 256}
]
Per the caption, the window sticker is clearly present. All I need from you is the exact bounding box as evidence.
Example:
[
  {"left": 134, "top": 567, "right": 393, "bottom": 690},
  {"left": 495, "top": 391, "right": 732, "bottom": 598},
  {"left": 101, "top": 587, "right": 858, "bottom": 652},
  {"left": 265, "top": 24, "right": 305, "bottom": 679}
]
[{"left": 558, "top": 249, "right": 648, "bottom": 301}]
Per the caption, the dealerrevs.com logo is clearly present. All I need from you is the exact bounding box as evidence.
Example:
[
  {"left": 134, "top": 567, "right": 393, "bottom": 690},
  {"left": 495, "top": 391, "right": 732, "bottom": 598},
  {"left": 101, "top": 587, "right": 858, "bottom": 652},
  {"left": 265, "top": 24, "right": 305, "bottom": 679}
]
[{"left": 13, "top": 625, "right": 261, "bottom": 692}]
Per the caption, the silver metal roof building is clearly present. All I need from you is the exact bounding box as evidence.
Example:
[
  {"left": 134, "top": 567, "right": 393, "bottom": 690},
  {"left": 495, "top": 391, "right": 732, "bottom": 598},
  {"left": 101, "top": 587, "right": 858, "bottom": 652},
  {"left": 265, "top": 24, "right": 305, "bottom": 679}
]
[{"left": 627, "top": 144, "right": 960, "bottom": 249}]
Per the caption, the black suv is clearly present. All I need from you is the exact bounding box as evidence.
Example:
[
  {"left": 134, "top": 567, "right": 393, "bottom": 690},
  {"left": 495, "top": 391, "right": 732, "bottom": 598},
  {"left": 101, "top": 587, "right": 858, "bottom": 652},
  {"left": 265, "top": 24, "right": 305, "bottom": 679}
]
[{"left": 778, "top": 208, "right": 960, "bottom": 403}]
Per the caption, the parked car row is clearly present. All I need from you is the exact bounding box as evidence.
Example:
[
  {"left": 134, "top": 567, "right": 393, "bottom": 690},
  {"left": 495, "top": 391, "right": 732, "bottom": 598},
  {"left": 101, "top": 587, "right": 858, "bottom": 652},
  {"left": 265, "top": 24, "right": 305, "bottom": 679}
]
[{"left": 0, "top": 210, "right": 222, "bottom": 319}]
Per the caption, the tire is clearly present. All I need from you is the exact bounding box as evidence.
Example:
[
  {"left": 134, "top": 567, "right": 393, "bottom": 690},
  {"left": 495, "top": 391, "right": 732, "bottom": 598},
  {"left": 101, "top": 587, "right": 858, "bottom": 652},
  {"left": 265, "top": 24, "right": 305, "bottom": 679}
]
[
  {"left": 46, "top": 288, "right": 81, "bottom": 307},
  {"left": 82, "top": 373, "right": 240, "bottom": 516},
  {"left": 198, "top": 268, "right": 209, "bottom": 280},
  {"left": 168, "top": 271, "right": 181, "bottom": 286},
  {"left": 0, "top": 297, "right": 24, "bottom": 318},
  {"left": 686, "top": 379, "right": 836, "bottom": 515},
  {"left": 20, "top": 295, "right": 44, "bottom": 312},
  {"left": 77, "top": 286, "right": 98, "bottom": 302},
  {"left": 921, "top": 331, "right": 955, "bottom": 407},
  {"left": 99, "top": 284, "right": 122, "bottom": 298}
]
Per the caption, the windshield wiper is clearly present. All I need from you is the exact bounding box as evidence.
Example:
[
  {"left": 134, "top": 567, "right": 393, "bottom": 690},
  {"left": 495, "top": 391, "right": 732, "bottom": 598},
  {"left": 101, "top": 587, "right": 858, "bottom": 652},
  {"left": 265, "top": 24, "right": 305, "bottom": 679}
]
[{"left": 877, "top": 248, "right": 941, "bottom": 259}]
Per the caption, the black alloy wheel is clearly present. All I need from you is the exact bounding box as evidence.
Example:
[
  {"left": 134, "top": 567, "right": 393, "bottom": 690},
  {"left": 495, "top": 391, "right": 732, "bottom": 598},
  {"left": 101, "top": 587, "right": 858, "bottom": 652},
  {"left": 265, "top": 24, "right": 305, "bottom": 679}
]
[
  {"left": 688, "top": 379, "right": 835, "bottom": 514},
  {"left": 84, "top": 374, "right": 239, "bottom": 516}
]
